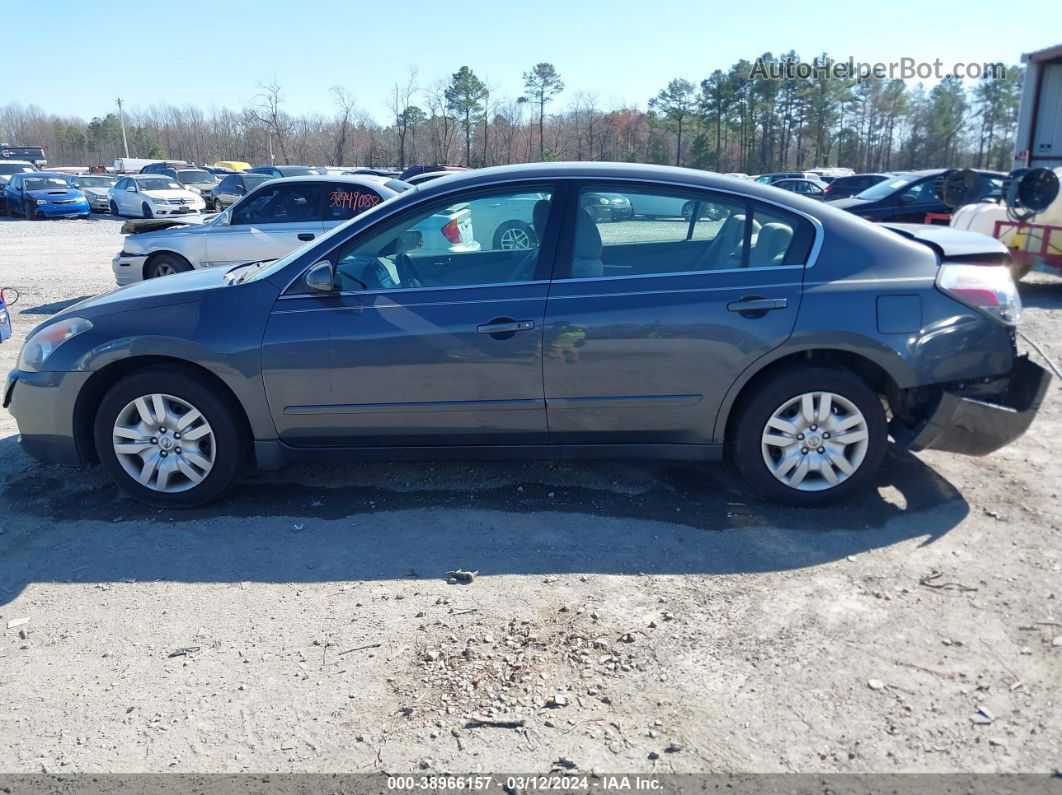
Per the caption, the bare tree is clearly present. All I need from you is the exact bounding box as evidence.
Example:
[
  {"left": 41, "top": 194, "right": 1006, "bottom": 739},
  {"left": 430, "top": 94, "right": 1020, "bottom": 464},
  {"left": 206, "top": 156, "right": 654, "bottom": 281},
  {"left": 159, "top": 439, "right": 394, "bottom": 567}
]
[{"left": 247, "top": 79, "right": 292, "bottom": 164}]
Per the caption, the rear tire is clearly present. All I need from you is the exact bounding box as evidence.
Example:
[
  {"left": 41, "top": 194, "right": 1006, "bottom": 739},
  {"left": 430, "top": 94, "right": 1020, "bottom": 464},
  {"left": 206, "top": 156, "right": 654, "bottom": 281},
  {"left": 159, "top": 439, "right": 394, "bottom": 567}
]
[
  {"left": 492, "top": 220, "right": 536, "bottom": 250},
  {"left": 145, "top": 253, "right": 192, "bottom": 279},
  {"left": 730, "top": 365, "right": 887, "bottom": 506},
  {"left": 93, "top": 366, "right": 242, "bottom": 508}
]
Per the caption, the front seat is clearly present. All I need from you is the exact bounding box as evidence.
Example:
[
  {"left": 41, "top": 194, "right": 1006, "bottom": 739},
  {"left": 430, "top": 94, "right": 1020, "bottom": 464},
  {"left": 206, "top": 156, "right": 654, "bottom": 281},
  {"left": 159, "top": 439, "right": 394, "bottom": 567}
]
[{"left": 571, "top": 208, "right": 604, "bottom": 278}]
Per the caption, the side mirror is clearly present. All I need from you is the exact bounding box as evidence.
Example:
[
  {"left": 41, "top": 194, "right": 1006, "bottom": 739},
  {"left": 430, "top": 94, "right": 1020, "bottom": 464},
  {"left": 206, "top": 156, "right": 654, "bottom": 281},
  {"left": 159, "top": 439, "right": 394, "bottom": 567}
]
[
  {"left": 898, "top": 193, "right": 916, "bottom": 205},
  {"left": 304, "top": 261, "right": 335, "bottom": 293}
]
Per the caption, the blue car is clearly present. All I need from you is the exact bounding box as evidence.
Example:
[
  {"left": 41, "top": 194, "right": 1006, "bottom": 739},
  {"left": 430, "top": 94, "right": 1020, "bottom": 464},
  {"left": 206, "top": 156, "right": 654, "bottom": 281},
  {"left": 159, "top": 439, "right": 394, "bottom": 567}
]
[{"left": 4, "top": 172, "right": 90, "bottom": 219}]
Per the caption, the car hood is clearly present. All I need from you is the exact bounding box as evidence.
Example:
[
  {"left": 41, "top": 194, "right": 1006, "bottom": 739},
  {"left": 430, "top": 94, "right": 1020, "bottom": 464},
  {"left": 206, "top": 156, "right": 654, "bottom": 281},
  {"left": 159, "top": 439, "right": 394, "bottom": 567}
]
[
  {"left": 61, "top": 265, "right": 235, "bottom": 319},
  {"left": 24, "top": 188, "right": 85, "bottom": 201},
  {"left": 143, "top": 189, "right": 200, "bottom": 201},
  {"left": 121, "top": 216, "right": 213, "bottom": 235},
  {"left": 882, "top": 223, "right": 1009, "bottom": 259}
]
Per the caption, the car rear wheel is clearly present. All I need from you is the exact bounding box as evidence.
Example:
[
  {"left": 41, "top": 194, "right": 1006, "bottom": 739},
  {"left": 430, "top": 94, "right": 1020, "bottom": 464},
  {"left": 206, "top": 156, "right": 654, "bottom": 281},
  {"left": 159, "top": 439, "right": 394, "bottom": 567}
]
[
  {"left": 142, "top": 203, "right": 153, "bottom": 219},
  {"left": 730, "top": 365, "right": 887, "bottom": 506},
  {"left": 145, "top": 253, "right": 192, "bottom": 279},
  {"left": 493, "top": 221, "right": 536, "bottom": 250},
  {"left": 93, "top": 367, "right": 242, "bottom": 507}
]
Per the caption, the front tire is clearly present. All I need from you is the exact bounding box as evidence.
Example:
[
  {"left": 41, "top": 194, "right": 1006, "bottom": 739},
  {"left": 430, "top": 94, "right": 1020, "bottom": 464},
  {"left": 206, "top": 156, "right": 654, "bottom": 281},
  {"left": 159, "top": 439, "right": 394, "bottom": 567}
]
[
  {"left": 730, "top": 365, "right": 887, "bottom": 506},
  {"left": 145, "top": 253, "right": 192, "bottom": 279},
  {"left": 141, "top": 203, "right": 154, "bottom": 219},
  {"left": 109, "top": 200, "right": 121, "bottom": 217},
  {"left": 93, "top": 366, "right": 242, "bottom": 508}
]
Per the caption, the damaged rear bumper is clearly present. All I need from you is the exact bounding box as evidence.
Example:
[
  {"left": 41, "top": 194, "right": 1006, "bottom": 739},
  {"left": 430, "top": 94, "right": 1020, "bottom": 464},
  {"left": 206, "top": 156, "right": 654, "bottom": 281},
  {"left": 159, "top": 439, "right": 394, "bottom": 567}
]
[{"left": 892, "top": 356, "right": 1051, "bottom": 456}]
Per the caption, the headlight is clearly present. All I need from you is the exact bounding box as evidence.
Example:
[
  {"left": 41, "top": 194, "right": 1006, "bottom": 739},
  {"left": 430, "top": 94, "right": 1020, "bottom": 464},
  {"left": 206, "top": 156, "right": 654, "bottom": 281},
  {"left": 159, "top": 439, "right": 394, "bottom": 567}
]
[
  {"left": 598, "top": 197, "right": 609, "bottom": 205},
  {"left": 36, "top": 199, "right": 48, "bottom": 205},
  {"left": 17, "top": 317, "right": 93, "bottom": 372}
]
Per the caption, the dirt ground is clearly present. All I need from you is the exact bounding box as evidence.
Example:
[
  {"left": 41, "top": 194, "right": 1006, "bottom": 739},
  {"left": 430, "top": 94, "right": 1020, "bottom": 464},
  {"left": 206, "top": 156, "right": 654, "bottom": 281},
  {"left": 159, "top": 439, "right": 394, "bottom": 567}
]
[{"left": 0, "top": 215, "right": 1059, "bottom": 775}]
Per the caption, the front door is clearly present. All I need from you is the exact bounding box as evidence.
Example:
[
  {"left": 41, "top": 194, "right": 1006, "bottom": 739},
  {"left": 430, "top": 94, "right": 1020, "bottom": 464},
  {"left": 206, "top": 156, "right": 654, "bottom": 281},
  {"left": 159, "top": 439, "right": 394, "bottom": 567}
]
[
  {"left": 205, "top": 181, "right": 326, "bottom": 267},
  {"left": 543, "top": 182, "right": 813, "bottom": 446},
  {"left": 261, "top": 183, "right": 562, "bottom": 447}
]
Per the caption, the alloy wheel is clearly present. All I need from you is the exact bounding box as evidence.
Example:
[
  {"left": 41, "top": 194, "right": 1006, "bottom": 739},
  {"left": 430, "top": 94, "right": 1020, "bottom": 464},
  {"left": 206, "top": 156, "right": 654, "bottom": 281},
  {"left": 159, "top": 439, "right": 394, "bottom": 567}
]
[
  {"left": 499, "top": 226, "right": 533, "bottom": 250},
  {"left": 111, "top": 393, "right": 215, "bottom": 493},
  {"left": 760, "top": 391, "right": 869, "bottom": 492}
]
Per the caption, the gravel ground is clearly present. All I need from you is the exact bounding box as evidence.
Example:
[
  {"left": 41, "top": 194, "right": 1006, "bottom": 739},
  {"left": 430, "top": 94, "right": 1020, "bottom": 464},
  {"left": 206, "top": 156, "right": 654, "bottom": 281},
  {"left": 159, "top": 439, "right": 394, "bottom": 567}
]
[{"left": 0, "top": 215, "right": 1059, "bottom": 774}]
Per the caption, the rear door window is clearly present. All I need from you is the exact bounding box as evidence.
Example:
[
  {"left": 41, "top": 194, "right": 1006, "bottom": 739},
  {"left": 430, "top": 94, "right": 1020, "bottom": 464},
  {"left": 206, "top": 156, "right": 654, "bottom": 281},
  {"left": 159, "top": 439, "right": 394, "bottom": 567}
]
[
  {"left": 324, "top": 183, "right": 385, "bottom": 222},
  {"left": 559, "top": 184, "right": 815, "bottom": 278}
]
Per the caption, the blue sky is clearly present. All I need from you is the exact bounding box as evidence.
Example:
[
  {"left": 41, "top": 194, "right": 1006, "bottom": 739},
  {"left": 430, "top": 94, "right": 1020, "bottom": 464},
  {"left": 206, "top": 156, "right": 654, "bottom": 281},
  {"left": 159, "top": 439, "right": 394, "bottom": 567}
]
[{"left": 17, "top": 0, "right": 1059, "bottom": 122}]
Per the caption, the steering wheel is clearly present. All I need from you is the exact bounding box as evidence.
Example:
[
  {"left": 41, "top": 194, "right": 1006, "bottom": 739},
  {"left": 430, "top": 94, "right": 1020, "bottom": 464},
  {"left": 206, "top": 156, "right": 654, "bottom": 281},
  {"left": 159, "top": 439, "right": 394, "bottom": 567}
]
[{"left": 394, "top": 252, "right": 424, "bottom": 288}]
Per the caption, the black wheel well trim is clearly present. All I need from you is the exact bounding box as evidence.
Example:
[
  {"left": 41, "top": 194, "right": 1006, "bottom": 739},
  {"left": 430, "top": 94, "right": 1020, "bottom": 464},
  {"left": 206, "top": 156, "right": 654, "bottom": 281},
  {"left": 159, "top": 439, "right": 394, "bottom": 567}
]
[
  {"left": 713, "top": 345, "right": 911, "bottom": 445},
  {"left": 143, "top": 250, "right": 193, "bottom": 279},
  {"left": 72, "top": 355, "right": 255, "bottom": 472}
]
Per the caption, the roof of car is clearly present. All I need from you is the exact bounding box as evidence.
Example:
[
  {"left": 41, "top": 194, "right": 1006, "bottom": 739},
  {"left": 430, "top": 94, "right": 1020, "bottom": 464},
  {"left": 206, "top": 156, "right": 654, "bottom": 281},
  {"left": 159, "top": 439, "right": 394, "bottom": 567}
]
[
  {"left": 412, "top": 161, "right": 839, "bottom": 204},
  {"left": 252, "top": 174, "right": 397, "bottom": 186}
]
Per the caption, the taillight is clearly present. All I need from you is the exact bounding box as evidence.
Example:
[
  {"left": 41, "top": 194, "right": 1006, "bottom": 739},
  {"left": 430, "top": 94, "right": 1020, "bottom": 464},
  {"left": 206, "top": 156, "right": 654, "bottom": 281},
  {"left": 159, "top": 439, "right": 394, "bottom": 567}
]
[
  {"left": 441, "top": 218, "right": 462, "bottom": 244},
  {"left": 936, "top": 262, "right": 1022, "bottom": 325}
]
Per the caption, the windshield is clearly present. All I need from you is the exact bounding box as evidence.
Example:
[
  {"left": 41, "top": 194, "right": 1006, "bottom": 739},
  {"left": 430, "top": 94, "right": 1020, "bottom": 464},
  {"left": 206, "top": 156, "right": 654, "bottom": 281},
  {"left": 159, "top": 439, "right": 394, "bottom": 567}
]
[
  {"left": 241, "top": 189, "right": 411, "bottom": 284},
  {"left": 279, "top": 166, "right": 315, "bottom": 177},
  {"left": 177, "top": 170, "right": 214, "bottom": 185},
  {"left": 244, "top": 174, "right": 271, "bottom": 189},
  {"left": 0, "top": 164, "right": 36, "bottom": 176},
  {"left": 25, "top": 177, "right": 72, "bottom": 191},
  {"left": 138, "top": 177, "right": 182, "bottom": 191},
  {"left": 855, "top": 175, "right": 914, "bottom": 201},
  {"left": 76, "top": 176, "right": 117, "bottom": 188}
]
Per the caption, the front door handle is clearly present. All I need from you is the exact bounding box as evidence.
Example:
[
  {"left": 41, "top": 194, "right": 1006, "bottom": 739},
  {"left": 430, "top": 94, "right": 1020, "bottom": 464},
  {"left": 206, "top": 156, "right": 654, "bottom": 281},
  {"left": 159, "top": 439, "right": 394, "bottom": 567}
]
[
  {"left": 297, "top": 232, "right": 315, "bottom": 241},
  {"left": 727, "top": 296, "right": 788, "bottom": 317},
  {"left": 477, "top": 318, "right": 536, "bottom": 336}
]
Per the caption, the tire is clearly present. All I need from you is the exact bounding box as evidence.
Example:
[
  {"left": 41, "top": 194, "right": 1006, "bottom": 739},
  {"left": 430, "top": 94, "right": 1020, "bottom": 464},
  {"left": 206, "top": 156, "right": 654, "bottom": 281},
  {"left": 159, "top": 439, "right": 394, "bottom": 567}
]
[
  {"left": 1008, "top": 258, "right": 1033, "bottom": 282},
  {"left": 492, "top": 220, "right": 536, "bottom": 250},
  {"left": 730, "top": 365, "right": 887, "bottom": 506},
  {"left": 110, "top": 200, "right": 121, "bottom": 217},
  {"left": 25, "top": 201, "right": 39, "bottom": 220},
  {"left": 93, "top": 366, "right": 242, "bottom": 508},
  {"left": 142, "top": 203, "right": 153, "bottom": 219},
  {"left": 145, "top": 253, "right": 192, "bottom": 279}
]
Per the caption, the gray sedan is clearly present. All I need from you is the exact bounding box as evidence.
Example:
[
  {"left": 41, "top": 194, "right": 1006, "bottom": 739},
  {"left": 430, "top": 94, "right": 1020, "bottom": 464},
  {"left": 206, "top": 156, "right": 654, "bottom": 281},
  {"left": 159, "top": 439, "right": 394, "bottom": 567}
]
[{"left": 4, "top": 163, "right": 1049, "bottom": 508}]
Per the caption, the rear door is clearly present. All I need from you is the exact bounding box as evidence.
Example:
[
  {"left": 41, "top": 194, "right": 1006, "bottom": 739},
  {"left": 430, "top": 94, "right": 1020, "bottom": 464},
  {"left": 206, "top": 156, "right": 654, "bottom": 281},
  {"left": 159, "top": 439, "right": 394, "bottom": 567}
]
[
  {"left": 543, "top": 181, "right": 815, "bottom": 446},
  {"left": 321, "top": 181, "right": 385, "bottom": 232},
  {"left": 205, "top": 181, "right": 326, "bottom": 266}
]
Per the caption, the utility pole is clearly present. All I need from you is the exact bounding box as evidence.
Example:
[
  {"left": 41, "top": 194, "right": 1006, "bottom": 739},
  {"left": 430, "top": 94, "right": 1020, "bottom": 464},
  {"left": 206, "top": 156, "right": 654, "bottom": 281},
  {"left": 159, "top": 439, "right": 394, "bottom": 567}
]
[{"left": 116, "top": 97, "right": 130, "bottom": 158}]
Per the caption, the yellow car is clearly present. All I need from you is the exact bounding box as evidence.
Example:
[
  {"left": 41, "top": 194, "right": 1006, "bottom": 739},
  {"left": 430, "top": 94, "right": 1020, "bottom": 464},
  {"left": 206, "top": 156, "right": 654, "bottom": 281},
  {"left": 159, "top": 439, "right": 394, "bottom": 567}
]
[{"left": 213, "top": 161, "right": 250, "bottom": 172}]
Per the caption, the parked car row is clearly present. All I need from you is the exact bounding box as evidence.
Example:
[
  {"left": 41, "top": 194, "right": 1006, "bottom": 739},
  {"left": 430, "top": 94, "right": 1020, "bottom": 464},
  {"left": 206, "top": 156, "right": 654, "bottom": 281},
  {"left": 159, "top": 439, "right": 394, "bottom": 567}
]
[{"left": 6, "top": 162, "right": 1047, "bottom": 511}]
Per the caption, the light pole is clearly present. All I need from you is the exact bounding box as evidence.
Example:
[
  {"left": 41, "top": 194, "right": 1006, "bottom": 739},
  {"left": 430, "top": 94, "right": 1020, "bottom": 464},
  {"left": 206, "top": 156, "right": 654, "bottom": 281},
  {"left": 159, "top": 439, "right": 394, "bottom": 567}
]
[{"left": 116, "top": 98, "right": 130, "bottom": 158}]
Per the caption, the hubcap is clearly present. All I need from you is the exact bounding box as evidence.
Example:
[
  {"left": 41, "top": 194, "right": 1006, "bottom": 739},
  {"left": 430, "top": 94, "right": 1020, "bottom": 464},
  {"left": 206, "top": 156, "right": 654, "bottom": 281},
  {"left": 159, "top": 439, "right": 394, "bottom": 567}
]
[
  {"left": 155, "top": 263, "right": 175, "bottom": 276},
  {"left": 112, "top": 393, "right": 215, "bottom": 493},
  {"left": 499, "top": 227, "right": 533, "bottom": 250},
  {"left": 760, "top": 391, "right": 869, "bottom": 492}
]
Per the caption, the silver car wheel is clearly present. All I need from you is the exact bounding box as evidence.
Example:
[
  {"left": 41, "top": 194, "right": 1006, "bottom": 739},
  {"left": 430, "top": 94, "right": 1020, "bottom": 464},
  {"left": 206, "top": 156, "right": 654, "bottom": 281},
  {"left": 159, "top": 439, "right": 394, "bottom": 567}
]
[
  {"left": 760, "top": 391, "right": 869, "bottom": 492},
  {"left": 112, "top": 393, "right": 215, "bottom": 493},
  {"left": 155, "top": 262, "right": 176, "bottom": 276},
  {"left": 499, "top": 226, "right": 533, "bottom": 250}
]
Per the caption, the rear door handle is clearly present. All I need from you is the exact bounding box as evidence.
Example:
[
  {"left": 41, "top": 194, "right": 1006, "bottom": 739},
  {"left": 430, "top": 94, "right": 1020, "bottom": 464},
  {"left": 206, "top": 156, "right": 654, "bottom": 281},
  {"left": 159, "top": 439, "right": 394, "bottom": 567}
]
[
  {"left": 297, "top": 232, "right": 315, "bottom": 241},
  {"left": 477, "top": 319, "right": 536, "bottom": 335},
  {"left": 727, "top": 296, "right": 788, "bottom": 315}
]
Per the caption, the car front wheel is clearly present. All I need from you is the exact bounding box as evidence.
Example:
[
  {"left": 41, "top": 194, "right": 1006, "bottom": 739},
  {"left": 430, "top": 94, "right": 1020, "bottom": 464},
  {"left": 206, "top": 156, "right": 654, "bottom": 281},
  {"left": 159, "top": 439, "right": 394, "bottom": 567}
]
[
  {"left": 93, "top": 367, "right": 242, "bottom": 507},
  {"left": 731, "top": 365, "right": 887, "bottom": 506},
  {"left": 142, "top": 203, "right": 154, "bottom": 219},
  {"left": 109, "top": 200, "right": 121, "bottom": 216}
]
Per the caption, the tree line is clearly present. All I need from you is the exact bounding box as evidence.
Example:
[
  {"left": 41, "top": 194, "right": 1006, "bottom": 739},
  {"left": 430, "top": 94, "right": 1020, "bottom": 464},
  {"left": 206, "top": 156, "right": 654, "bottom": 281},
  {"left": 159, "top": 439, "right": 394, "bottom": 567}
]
[{"left": 0, "top": 52, "right": 1023, "bottom": 174}]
